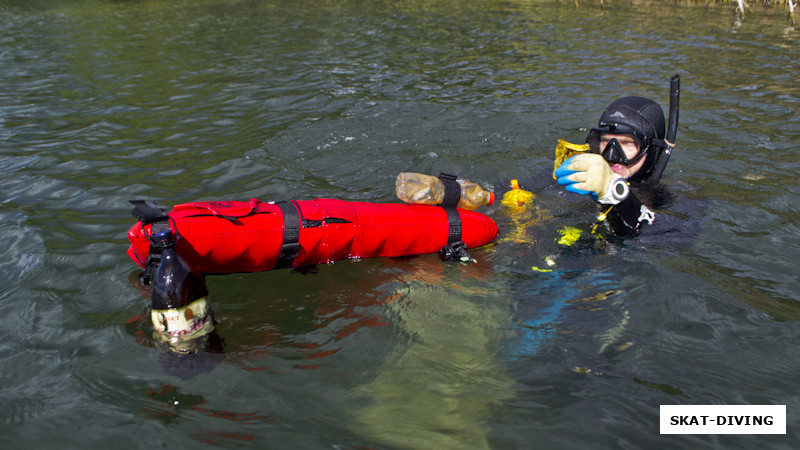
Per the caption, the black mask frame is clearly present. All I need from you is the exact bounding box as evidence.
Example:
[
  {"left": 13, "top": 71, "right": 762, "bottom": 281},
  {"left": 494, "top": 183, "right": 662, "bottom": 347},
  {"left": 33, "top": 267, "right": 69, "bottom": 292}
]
[{"left": 587, "top": 130, "right": 649, "bottom": 166}]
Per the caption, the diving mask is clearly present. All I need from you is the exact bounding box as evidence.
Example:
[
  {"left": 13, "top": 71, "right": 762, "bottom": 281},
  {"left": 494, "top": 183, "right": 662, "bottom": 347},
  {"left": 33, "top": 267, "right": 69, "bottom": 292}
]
[{"left": 586, "top": 129, "right": 648, "bottom": 166}]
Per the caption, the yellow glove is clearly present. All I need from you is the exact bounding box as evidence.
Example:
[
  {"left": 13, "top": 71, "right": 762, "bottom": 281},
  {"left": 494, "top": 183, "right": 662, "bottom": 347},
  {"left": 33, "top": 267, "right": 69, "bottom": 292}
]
[{"left": 553, "top": 153, "right": 629, "bottom": 205}]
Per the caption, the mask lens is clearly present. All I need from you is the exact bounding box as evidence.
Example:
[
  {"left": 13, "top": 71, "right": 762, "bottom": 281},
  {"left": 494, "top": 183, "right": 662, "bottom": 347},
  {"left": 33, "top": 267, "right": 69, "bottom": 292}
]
[
  {"left": 589, "top": 131, "right": 647, "bottom": 165},
  {"left": 587, "top": 130, "right": 601, "bottom": 154}
]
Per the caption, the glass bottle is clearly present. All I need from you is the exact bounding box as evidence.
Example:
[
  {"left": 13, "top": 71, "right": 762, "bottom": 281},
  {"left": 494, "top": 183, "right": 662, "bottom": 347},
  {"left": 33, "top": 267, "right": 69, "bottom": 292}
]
[{"left": 150, "top": 230, "right": 214, "bottom": 354}]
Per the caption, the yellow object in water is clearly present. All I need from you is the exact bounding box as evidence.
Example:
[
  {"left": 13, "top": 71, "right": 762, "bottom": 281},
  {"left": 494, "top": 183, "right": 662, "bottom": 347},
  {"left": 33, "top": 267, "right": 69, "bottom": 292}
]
[
  {"left": 532, "top": 255, "right": 557, "bottom": 272},
  {"left": 556, "top": 226, "right": 581, "bottom": 246},
  {"left": 501, "top": 179, "right": 535, "bottom": 209},
  {"left": 553, "top": 139, "right": 590, "bottom": 179}
]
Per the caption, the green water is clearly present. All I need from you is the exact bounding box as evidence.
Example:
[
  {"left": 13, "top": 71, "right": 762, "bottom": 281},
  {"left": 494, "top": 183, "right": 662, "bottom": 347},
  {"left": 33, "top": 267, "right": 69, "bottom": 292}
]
[{"left": 1, "top": 0, "right": 799, "bottom": 448}]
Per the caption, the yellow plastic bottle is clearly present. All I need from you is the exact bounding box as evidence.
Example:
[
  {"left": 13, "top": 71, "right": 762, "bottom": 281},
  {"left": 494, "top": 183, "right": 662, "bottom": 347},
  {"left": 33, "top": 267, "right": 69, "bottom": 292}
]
[
  {"left": 501, "top": 179, "right": 534, "bottom": 210},
  {"left": 395, "top": 172, "right": 495, "bottom": 210}
]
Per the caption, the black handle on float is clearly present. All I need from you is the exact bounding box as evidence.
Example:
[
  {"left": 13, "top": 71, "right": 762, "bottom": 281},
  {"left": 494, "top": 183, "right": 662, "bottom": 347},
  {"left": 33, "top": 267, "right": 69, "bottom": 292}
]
[{"left": 649, "top": 74, "right": 680, "bottom": 183}]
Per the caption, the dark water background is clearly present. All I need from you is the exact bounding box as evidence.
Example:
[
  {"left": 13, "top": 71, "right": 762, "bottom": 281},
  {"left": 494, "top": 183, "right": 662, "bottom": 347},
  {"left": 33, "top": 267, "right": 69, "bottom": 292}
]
[{"left": 1, "top": 0, "right": 799, "bottom": 448}]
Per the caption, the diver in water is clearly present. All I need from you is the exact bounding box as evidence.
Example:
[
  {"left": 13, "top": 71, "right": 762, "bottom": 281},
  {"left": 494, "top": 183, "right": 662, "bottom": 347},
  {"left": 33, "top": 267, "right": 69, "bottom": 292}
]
[{"left": 553, "top": 91, "right": 677, "bottom": 237}]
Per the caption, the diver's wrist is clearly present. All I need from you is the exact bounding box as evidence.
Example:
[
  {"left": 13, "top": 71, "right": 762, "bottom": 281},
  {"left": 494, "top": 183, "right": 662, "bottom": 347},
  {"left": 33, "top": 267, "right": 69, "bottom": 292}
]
[{"left": 598, "top": 176, "right": 629, "bottom": 205}]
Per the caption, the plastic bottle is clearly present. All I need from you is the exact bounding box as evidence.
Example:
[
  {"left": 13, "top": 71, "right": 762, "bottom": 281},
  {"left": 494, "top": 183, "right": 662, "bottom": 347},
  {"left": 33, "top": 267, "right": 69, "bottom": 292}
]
[
  {"left": 395, "top": 172, "right": 495, "bottom": 210},
  {"left": 150, "top": 230, "right": 214, "bottom": 353},
  {"left": 501, "top": 179, "right": 535, "bottom": 209}
]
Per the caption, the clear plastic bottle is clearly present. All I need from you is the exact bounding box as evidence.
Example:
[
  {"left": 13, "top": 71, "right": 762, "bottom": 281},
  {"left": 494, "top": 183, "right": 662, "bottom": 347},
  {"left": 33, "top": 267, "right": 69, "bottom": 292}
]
[
  {"left": 150, "top": 230, "right": 214, "bottom": 353},
  {"left": 395, "top": 172, "right": 495, "bottom": 210},
  {"left": 501, "top": 179, "right": 535, "bottom": 210}
]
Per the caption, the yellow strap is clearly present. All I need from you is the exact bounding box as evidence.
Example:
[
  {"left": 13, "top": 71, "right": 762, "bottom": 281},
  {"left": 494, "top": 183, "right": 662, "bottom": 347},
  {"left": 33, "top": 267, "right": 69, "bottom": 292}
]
[{"left": 591, "top": 205, "right": 614, "bottom": 234}]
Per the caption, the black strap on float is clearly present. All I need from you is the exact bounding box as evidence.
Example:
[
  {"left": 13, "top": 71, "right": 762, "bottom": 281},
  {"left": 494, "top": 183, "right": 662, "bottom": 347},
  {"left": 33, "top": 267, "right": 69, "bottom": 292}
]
[
  {"left": 129, "top": 200, "right": 175, "bottom": 285},
  {"left": 436, "top": 173, "right": 472, "bottom": 262},
  {"left": 438, "top": 172, "right": 461, "bottom": 208},
  {"left": 275, "top": 200, "right": 302, "bottom": 269}
]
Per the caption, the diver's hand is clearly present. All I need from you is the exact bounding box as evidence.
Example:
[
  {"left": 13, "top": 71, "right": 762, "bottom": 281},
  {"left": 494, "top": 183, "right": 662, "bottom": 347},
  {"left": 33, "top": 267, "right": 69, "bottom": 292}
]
[{"left": 554, "top": 154, "right": 629, "bottom": 205}]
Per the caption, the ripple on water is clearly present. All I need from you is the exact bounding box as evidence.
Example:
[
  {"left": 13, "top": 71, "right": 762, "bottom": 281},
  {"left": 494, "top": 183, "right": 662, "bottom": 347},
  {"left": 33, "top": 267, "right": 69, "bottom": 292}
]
[{"left": 0, "top": 214, "right": 44, "bottom": 295}]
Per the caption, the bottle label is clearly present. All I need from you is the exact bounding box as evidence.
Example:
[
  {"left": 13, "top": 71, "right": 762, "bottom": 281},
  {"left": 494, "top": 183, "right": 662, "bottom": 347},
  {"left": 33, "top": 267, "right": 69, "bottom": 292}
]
[{"left": 151, "top": 296, "right": 213, "bottom": 339}]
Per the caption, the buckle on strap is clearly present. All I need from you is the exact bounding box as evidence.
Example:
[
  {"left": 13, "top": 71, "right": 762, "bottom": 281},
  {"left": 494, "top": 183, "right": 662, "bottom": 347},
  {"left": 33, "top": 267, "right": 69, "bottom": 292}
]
[
  {"left": 439, "top": 240, "right": 472, "bottom": 262},
  {"left": 438, "top": 204, "right": 472, "bottom": 262}
]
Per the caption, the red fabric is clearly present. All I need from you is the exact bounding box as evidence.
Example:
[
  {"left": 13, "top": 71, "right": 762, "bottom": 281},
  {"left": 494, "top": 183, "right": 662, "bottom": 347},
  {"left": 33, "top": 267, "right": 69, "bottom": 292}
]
[{"left": 127, "top": 198, "right": 498, "bottom": 274}]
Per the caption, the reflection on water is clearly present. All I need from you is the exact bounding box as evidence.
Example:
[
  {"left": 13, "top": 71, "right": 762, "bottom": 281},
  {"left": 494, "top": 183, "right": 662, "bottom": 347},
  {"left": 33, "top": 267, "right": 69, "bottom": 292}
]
[
  {"left": 2, "top": 0, "right": 800, "bottom": 448},
  {"left": 349, "top": 259, "right": 515, "bottom": 449},
  {"left": 143, "top": 383, "right": 276, "bottom": 445}
]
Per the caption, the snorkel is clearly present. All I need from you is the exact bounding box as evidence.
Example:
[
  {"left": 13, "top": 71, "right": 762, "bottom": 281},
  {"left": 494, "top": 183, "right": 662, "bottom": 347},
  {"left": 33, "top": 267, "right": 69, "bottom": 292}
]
[{"left": 648, "top": 74, "right": 680, "bottom": 183}]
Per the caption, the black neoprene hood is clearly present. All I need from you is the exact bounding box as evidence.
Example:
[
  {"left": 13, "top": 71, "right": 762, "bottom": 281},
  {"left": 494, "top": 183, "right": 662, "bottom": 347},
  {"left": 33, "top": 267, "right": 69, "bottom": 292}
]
[{"left": 597, "top": 96, "right": 665, "bottom": 141}]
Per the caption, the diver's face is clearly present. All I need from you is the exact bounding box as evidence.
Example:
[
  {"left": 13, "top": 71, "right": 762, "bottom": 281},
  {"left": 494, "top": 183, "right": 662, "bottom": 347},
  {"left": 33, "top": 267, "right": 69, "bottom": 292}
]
[{"left": 600, "top": 133, "right": 645, "bottom": 179}]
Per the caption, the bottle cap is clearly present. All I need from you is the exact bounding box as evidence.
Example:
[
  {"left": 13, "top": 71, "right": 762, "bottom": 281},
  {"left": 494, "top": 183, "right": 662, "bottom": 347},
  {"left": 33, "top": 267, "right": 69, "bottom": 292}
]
[
  {"left": 487, "top": 191, "right": 495, "bottom": 205},
  {"left": 152, "top": 229, "right": 178, "bottom": 248},
  {"left": 510, "top": 179, "right": 520, "bottom": 189}
]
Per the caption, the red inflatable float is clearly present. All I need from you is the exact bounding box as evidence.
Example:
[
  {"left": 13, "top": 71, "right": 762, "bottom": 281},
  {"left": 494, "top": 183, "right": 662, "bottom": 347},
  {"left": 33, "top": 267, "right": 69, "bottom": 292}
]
[{"left": 127, "top": 198, "right": 498, "bottom": 275}]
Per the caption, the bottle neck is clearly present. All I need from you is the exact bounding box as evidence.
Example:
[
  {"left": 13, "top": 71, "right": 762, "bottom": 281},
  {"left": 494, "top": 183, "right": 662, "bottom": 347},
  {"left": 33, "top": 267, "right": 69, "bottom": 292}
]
[{"left": 151, "top": 246, "right": 208, "bottom": 310}]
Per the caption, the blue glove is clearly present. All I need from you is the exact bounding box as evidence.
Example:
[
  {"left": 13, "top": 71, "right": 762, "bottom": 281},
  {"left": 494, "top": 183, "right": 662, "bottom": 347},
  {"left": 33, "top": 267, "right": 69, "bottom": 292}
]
[
  {"left": 554, "top": 155, "right": 594, "bottom": 197},
  {"left": 554, "top": 154, "right": 628, "bottom": 204}
]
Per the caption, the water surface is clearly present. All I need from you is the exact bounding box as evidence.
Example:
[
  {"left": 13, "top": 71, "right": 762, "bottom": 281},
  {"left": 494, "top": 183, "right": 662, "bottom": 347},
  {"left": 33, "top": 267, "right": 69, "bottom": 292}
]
[{"left": 1, "top": 0, "right": 799, "bottom": 448}]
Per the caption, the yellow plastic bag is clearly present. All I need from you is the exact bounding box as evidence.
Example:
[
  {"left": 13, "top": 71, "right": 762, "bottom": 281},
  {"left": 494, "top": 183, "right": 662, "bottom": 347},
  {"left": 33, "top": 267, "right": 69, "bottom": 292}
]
[
  {"left": 553, "top": 139, "right": 590, "bottom": 179},
  {"left": 556, "top": 226, "right": 581, "bottom": 246}
]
